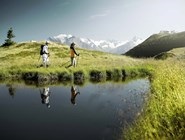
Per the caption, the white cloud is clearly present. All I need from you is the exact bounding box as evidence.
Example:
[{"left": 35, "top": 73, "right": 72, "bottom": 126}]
[
  {"left": 89, "top": 10, "right": 110, "bottom": 20},
  {"left": 90, "top": 14, "right": 107, "bottom": 19}
]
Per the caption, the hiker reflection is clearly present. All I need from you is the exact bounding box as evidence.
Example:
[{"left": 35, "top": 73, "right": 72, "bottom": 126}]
[
  {"left": 71, "top": 85, "right": 80, "bottom": 105},
  {"left": 40, "top": 87, "right": 51, "bottom": 108},
  {"left": 6, "top": 84, "right": 16, "bottom": 98}
]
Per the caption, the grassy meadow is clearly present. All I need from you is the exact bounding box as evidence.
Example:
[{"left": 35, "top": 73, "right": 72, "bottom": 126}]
[
  {"left": 0, "top": 42, "right": 152, "bottom": 80},
  {"left": 1, "top": 42, "right": 185, "bottom": 139}
]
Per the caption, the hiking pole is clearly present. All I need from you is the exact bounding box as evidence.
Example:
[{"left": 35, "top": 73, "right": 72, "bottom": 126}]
[
  {"left": 37, "top": 55, "right": 41, "bottom": 68},
  {"left": 61, "top": 60, "right": 70, "bottom": 67},
  {"left": 76, "top": 53, "right": 80, "bottom": 67},
  {"left": 38, "top": 55, "right": 41, "bottom": 62},
  {"left": 45, "top": 53, "right": 50, "bottom": 68},
  {"left": 77, "top": 86, "right": 80, "bottom": 94}
]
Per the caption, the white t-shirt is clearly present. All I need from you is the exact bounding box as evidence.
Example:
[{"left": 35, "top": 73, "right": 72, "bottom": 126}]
[{"left": 43, "top": 45, "right": 48, "bottom": 54}]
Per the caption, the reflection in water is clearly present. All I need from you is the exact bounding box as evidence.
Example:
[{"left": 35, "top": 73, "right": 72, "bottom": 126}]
[
  {"left": 6, "top": 84, "right": 16, "bottom": 98},
  {"left": 40, "top": 87, "right": 51, "bottom": 108},
  {"left": 0, "top": 78, "right": 150, "bottom": 140},
  {"left": 70, "top": 85, "right": 80, "bottom": 105}
]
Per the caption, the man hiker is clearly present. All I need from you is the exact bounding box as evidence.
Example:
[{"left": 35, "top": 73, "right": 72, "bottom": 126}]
[
  {"left": 40, "top": 41, "right": 50, "bottom": 67},
  {"left": 66, "top": 42, "right": 79, "bottom": 68}
]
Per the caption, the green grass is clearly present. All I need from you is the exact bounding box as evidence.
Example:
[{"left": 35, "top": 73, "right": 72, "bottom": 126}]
[
  {"left": 0, "top": 42, "right": 151, "bottom": 79},
  {"left": 123, "top": 60, "right": 185, "bottom": 140}
]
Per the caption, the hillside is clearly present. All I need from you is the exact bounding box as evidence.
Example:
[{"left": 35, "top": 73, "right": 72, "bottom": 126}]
[
  {"left": 167, "top": 47, "right": 185, "bottom": 60},
  {"left": 125, "top": 31, "right": 185, "bottom": 57},
  {"left": 0, "top": 42, "right": 141, "bottom": 69},
  {"left": 0, "top": 42, "right": 148, "bottom": 82}
]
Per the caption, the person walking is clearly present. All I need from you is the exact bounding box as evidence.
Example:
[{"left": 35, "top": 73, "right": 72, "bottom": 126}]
[
  {"left": 66, "top": 42, "right": 79, "bottom": 68},
  {"left": 41, "top": 41, "right": 50, "bottom": 68}
]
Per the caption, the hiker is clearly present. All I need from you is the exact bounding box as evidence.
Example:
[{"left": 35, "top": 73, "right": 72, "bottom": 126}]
[
  {"left": 66, "top": 42, "right": 79, "bottom": 68},
  {"left": 40, "top": 87, "right": 51, "bottom": 108},
  {"left": 41, "top": 41, "right": 50, "bottom": 67},
  {"left": 70, "top": 85, "right": 80, "bottom": 105}
]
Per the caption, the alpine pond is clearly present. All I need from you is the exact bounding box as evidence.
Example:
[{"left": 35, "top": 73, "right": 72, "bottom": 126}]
[{"left": 0, "top": 78, "right": 150, "bottom": 140}]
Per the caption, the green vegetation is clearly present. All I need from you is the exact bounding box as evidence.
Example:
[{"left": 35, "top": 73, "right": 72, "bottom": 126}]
[
  {"left": 2, "top": 27, "right": 16, "bottom": 47},
  {"left": 125, "top": 31, "right": 185, "bottom": 57},
  {"left": 123, "top": 59, "right": 185, "bottom": 139},
  {"left": 0, "top": 42, "right": 151, "bottom": 81},
  {"left": 122, "top": 47, "right": 185, "bottom": 140},
  {"left": 154, "top": 52, "right": 175, "bottom": 60}
]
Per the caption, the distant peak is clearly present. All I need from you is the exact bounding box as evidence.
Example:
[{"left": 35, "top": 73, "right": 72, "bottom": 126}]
[
  {"left": 48, "top": 33, "right": 143, "bottom": 54},
  {"left": 132, "top": 36, "right": 141, "bottom": 41}
]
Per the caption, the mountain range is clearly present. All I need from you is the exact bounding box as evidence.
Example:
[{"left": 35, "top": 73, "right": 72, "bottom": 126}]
[
  {"left": 48, "top": 34, "right": 143, "bottom": 54},
  {"left": 125, "top": 30, "right": 185, "bottom": 57}
]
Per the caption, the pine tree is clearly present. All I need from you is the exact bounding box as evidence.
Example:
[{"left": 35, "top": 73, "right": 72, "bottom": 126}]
[{"left": 3, "top": 27, "right": 16, "bottom": 46}]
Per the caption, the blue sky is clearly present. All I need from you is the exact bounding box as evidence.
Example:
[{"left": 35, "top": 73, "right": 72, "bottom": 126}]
[{"left": 1, "top": 0, "right": 185, "bottom": 44}]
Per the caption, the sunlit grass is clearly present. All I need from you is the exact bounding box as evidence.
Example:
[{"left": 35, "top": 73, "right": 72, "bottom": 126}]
[
  {"left": 0, "top": 42, "right": 151, "bottom": 78},
  {"left": 123, "top": 60, "right": 185, "bottom": 140}
]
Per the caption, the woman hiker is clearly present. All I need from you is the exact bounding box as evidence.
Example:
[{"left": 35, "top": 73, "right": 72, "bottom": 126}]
[{"left": 66, "top": 42, "right": 79, "bottom": 68}]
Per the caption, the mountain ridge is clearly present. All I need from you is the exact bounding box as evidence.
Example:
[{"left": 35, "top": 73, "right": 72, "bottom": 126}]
[
  {"left": 48, "top": 34, "right": 143, "bottom": 54},
  {"left": 125, "top": 31, "right": 185, "bottom": 57}
]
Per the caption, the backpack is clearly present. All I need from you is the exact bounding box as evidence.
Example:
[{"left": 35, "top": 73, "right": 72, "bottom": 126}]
[{"left": 40, "top": 44, "right": 44, "bottom": 55}]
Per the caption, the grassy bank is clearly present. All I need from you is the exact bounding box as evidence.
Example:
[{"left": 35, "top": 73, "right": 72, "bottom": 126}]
[
  {"left": 0, "top": 42, "right": 152, "bottom": 81},
  {"left": 123, "top": 60, "right": 185, "bottom": 139}
]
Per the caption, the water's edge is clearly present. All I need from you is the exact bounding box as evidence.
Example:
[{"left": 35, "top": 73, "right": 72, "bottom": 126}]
[{"left": 0, "top": 68, "right": 150, "bottom": 85}]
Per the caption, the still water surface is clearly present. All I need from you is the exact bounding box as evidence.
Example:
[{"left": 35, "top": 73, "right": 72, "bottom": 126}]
[{"left": 0, "top": 78, "right": 150, "bottom": 140}]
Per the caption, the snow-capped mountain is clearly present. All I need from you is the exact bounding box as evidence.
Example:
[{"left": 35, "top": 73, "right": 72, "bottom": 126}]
[
  {"left": 48, "top": 34, "right": 143, "bottom": 54},
  {"left": 111, "top": 36, "right": 144, "bottom": 54}
]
